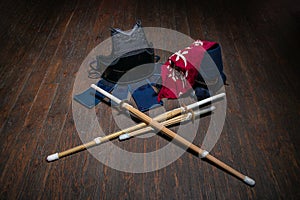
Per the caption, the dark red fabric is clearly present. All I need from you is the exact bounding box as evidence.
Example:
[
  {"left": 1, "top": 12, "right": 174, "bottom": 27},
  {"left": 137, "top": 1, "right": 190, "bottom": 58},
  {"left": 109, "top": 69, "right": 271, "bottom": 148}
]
[{"left": 157, "top": 40, "right": 217, "bottom": 101}]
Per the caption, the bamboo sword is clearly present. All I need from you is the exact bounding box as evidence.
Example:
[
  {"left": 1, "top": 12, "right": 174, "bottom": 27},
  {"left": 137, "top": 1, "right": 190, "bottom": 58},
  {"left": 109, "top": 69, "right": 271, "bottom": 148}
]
[{"left": 91, "top": 84, "right": 255, "bottom": 186}]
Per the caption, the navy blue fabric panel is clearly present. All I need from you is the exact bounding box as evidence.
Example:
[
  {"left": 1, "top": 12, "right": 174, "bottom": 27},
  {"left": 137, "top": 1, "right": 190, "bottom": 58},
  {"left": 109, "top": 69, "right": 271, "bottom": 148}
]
[
  {"left": 193, "top": 87, "right": 210, "bottom": 100},
  {"left": 129, "top": 80, "right": 163, "bottom": 112},
  {"left": 193, "top": 44, "right": 227, "bottom": 100},
  {"left": 73, "top": 79, "right": 116, "bottom": 109},
  {"left": 207, "top": 44, "right": 227, "bottom": 83},
  {"left": 74, "top": 88, "right": 99, "bottom": 109}
]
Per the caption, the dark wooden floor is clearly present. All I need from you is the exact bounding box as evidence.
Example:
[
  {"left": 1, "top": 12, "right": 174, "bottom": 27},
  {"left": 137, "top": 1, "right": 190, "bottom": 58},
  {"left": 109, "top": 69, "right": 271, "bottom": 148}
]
[{"left": 0, "top": 0, "right": 299, "bottom": 199}]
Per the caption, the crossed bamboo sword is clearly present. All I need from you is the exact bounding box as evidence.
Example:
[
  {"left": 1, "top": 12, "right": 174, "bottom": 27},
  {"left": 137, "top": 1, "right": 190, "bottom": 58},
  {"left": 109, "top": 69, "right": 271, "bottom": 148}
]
[{"left": 47, "top": 84, "right": 255, "bottom": 186}]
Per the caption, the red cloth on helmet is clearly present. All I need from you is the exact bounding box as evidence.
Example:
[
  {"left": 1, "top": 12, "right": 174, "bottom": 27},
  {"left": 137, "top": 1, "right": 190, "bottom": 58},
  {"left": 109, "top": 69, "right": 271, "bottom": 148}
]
[{"left": 157, "top": 40, "right": 217, "bottom": 101}]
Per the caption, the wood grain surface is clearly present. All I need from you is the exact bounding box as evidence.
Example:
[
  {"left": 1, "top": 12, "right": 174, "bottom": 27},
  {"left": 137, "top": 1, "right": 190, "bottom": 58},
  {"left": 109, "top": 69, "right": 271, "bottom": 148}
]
[{"left": 0, "top": 0, "right": 299, "bottom": 199}]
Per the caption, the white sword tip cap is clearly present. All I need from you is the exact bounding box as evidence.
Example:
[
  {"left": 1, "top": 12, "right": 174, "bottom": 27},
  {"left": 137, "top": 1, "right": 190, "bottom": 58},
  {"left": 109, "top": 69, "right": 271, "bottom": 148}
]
[
  {"left": 47, "top": 153, "right": 59, "bottom": 162},
  {"left": 194, "top": 106, "right": 216, "bottom": 116},
  {"left": 210, "top": 106, "right": 216, "bottom": 111},
  {"left": 119, "top": 134, "right": 131, "bottom": 141},
  {"left": 244, "top": 176, "right": 256, "bottom": 186},
  {"left": 219, "top": 93, "right": 226, "bottom": 97}
]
